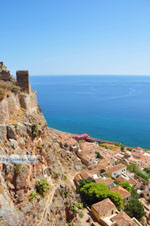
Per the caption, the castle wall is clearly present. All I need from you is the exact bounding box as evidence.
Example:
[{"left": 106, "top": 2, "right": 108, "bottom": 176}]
[{"left": 16, "top": 71, "right": 31, "bottom": 94}]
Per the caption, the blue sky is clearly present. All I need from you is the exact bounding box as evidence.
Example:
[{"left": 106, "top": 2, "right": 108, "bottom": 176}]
[{"left": 0, "top": 0, "right": 150, "bottom": 75}]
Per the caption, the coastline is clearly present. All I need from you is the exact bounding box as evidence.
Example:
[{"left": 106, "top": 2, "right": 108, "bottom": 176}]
[{"left": 48, "top": 127, "right": 128, "bottom": 147}]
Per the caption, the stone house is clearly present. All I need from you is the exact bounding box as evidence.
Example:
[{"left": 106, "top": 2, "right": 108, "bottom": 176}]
[
  {"left": 91, "top": 198, "right": 118, "bottom": 226},
  {"left": 110, "top": 211, "right": 142, "bottom": 226},
  {"left": 107, "top": 164, "right": 126, "bottom": 179},
  {"left": 79, "top": 154, "right": 94, "bottom": 166}
]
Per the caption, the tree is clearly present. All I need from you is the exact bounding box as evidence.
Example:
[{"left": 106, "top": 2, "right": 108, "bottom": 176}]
[
  {"left": 131, "top": 188, "right": 139, "bottom": 199},
  {"left": 108, "top": 191, "right": 123, "bottom": 210},
  {"left": 119, "top": 181, "right": 132, "bottom": 193},
  {"left": 80, "top": 182, "right": 123, "bottom": 210},
  {"left": 124, "top": 199, "right": 145, "bottom": 220},
  {"left": 80, "top": 182, "right": 109, "bottom": 205},
  {"left": 79, "top": 179, "right": 92, "bottom": 189}
]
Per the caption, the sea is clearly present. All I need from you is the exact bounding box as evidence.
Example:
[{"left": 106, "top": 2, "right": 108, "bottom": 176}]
[{"left": 30, "top": 75, "right": 150, "bottom": 149}]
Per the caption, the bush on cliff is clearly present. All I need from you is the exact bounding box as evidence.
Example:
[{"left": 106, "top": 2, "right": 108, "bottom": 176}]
[
  {"left": 32, "top": 123, "right": 38, "bottom": 138},
  {"left": 35, "top": 178, "right": 49, "bottom": 197},
  {"left": 29, "top": 191, "right": 37, "bottom": 202}
]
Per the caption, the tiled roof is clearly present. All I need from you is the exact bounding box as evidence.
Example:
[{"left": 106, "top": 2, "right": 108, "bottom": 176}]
[
  {"left": 80, "top": 171, "right": 92, "bottom": 179},
  {"left": 109, "top": 164, "right": 126, "bottom": 173},
  {"left": 94, "top": 177, "right": 114, "bottom": 186},
  {"left": 91, "top": 198, "right": 116, "bottom": 217},
  {"left": 110, "top": 186, "right": 130, "bottom": 199},
  {"left": 115, "top": 175, "right": 126, "bottom": 183},
  {"left": 111, "top": 211, "right": 137, "bottom": 226}
]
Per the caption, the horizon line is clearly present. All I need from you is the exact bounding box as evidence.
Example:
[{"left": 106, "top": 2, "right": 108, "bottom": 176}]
[{"left": 30, "top": 74, "right": 150, "bottom": 77}]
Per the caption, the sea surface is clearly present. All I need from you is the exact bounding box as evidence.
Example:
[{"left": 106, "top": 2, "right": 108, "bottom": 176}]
[{"left": 30, "top": 75, "right": 150, "bottom": 149}]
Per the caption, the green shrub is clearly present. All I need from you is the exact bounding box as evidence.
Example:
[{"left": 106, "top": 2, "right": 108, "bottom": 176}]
[
  {"left": 35, "top": 178, "right": 49, "bottom": 197},
  {"left": 69, "top": 202, "right": 83, "bottom": 213},
  {"left": 119, "top": 181, "right": 132, "bottom": 193},
  {"left": 120, "top": 145, "right": 125, "bottom": 151},
  {"left": 95, "top": 151, "right": 101, "bottom": 159},
  {"left": 127, "top": 147, "right": 132, "bottom": 151},
  {"left": 127, "top": 164, "right": 149, "bottom": 181},
  {"left": 29, "top": 192, "right": 37, "bottom": 202},
  {"left": 144, "top": 168, "right": 150, "bottom": 174},
  {"left": 32, "top": 123, "right": 38, "bottom": 138},
  {"left": 131, "top": 188, "right": 139, "bottom": 199},
  {"left": 108, "top": 191, "right": 123, "bottom": 210},
  {"left": 124, "top": 199, "right": 145, "bottom": 220}
]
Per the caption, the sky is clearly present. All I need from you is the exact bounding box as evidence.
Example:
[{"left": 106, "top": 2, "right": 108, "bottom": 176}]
[{"left": 0, "top": 0, "right": 150, "bottom": 75}]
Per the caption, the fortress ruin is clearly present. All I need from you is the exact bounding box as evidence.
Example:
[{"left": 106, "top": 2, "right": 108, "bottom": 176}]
[
  {"left": 16, "top": 70, "right": 31, "bottom": 94},
  {"left": 0, "top": 62, "right": 31, "bottom": 93}
]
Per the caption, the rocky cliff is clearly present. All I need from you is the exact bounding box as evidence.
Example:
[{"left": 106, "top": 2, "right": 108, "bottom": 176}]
[{"left": 0, "top": 64, "right": 84, "bottom": 226}]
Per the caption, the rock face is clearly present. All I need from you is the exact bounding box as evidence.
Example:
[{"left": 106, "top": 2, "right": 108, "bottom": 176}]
[
  {"left": 0, "top": 63, "right": 84, "bottom": 226},
  {"left": 0, "top": 90, "right": 40, "bottom": 124}
]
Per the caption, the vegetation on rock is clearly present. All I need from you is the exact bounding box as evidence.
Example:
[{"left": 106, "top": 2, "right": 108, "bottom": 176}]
[
  {"left": 32, "top": 123, "right": 38, "bottom": 138},
  {"left": 29, "top": 191, "right": 37, "bottom": 202},
  {"left": 35, "top": 178, "right": 49, "bottom": 197}
]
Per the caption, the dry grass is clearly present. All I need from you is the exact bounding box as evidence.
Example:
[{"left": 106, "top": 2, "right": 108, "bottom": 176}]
[
  {"left": 0, "top": 80, "right": 21, "bottom": 99},
  {"left": 9, "top": 108, "right": 25, "bottom": 124}
]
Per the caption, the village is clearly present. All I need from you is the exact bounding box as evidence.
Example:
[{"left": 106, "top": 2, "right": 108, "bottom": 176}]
[{"left": 51, "top": 131, "right": 150, "bottom": 226}]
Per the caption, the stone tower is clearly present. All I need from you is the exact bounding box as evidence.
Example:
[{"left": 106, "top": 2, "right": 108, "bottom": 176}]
[{"left": 16, "top": 70, "right": 31, "bottom": 94}]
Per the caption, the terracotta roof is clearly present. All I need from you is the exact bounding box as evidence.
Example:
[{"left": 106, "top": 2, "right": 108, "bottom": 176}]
[
  {"left": 80, "top": 171, "right": 92, "bottom": 179},
  {"left": 115, "top": 175, "right": 126, "bottom": 184},
  {"left": 91, "top": 198, "right": 116, "bottom": 217},
  {"left": 128, "top": 178, "right": 137, "bottom": 187},
  {"left": 111, "top": 211, "right": 137, "bottom": 226},
  {"left": 110, "top": 186, "right": 130, "bottom": 199},
  {"left": 80, "top": 155, "right": 93, "bottom": 165},
  {"left": 94, "top": 177, "right": 114, "bottom": 186},
  {"left": 109, "top": 164, "right": 126, "bottom": 173}
]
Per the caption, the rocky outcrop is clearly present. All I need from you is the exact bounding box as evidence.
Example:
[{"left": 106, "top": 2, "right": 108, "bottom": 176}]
[
  {"left": 0, "top": 63, "right": 85, "bottom": 226},
  {"left": 0, "top": 90, "right": 40, "bottom": 124}
]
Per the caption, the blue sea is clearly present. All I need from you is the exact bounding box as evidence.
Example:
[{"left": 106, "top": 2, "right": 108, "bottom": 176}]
[{"left": 30, "top": 75, "right": 150, "bottom": 149}]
